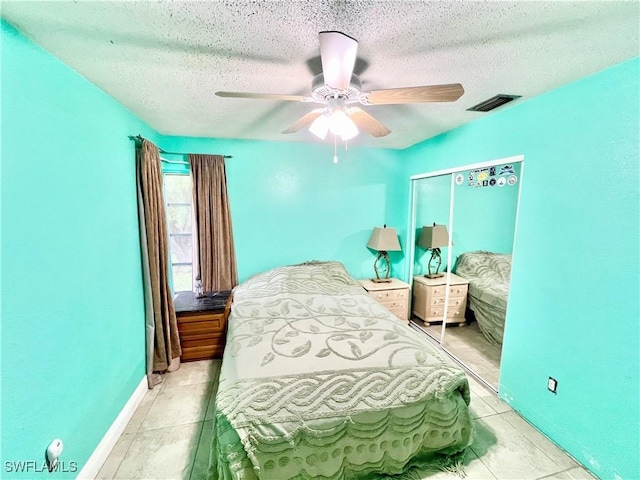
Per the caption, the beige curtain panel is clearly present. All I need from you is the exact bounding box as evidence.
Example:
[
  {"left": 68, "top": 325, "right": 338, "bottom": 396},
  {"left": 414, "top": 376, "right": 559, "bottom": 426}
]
[
  {"left": 137, "top": 139, "right": 181, "bottom": 376},
  {"left": 189, "top": 154, "right": 238, "bottom": 291}
]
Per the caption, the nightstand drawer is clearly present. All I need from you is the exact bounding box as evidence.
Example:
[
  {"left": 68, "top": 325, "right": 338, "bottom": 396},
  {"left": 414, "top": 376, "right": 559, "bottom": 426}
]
[
  {"left": 383, "top": 301, "right": 409, "bottom": 321},
  {"left": 449, "top": 296, "right": 466, "bottom": 308},
  {"left": 368, "top": 288, "right": 408, "bottom": 302},
  {"left": 178, "top": 318, "right": 223, "bottom": 335},
  {"left": 177, "top": 311, "right": 225, "bottom": 324},
  {"left": 180, "top": 344, "right": 224, "bottom": 362},
  {"left": 379, "top": 298, "right": 408, "bottom": 311},
  {"left": 181, "top": 333, "right": 226, "bottom": 347},
  {"left": 424, "top": 306, "right": 445, "bottom": 318},
  {"left": 425, "top": 295, "right": 467, "bottom": 307},
  {"left": 429, "top": 296, "right": 445, "bottom": 306},
  {"left": 388, "top": 306, "right": 408, "bottom": 320},
  {"left": 423, "top": 301, "right": 465, "bottom": 316},
  {"left": 414, "top": 282, "right": 466, "bottom": 298},
  {"left": 424, "top": 285, "right": 446, "bottom": 297},
  {"left": 449, "top": 285, "right": 467, "bottom": 297}
]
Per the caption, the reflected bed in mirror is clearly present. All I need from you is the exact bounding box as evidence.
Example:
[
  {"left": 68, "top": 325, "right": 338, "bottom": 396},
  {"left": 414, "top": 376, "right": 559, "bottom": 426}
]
[{"left": 454, "top": 251, "right": 512, "bottom": 346}]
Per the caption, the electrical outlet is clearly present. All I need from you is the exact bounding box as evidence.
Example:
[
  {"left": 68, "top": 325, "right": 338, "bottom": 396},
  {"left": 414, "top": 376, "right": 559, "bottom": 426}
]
[{"left": 547, "top": 377, "right": 558, "bottom": 394}]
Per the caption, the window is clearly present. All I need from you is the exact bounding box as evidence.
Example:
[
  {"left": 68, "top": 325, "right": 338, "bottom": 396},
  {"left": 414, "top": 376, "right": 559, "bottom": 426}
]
[{"left": 163, "top": 174, "right": 193, "bottom": 292}]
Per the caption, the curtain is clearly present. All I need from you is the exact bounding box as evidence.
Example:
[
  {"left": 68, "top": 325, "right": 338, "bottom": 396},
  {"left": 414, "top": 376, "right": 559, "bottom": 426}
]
[
  {"left": 188, "top": 154, "right": 238, "bottom": 291},
  {"left": 136, "top": 139, "right": 181, "bottom": 386}
]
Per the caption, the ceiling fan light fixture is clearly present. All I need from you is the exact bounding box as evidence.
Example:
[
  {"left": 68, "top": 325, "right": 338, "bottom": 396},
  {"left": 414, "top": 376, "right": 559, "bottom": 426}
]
[
  {"left": 309, "top": 109, "right": 359, "bottom": 141},
  {"left": 309, "top": 114, "right": 330, "bottom": 140},
  {"left": 340, "top": 127, "right": 359, "bottom": 142},
  {"left": 340, "top": 119, "right": 359, "bottom": 141},
  {"left": 328, "top": 109, "right": 359, "bottom": 141}
]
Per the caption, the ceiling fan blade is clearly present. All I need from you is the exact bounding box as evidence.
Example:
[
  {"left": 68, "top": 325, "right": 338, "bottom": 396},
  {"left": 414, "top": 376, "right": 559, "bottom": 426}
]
[
  {"left": 216, "top": 91, "right": 306, "bottom": 102},
  {"left": 348, "top": 108, "right": 391, "bottom": 138},
  {"left": 282, "top": 109, "right": 325, "bottom": 134},
  {"left": 364, "top": 84, "right": 464, "bottom": 105},
  {"left": 319, "top": 31, "right": 358, "bottom": 91}
]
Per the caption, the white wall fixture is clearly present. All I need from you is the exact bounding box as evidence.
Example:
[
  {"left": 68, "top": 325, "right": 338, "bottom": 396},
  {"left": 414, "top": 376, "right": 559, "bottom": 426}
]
[{"left": 46, "top": 439, "right": 63, "bottom": 472}]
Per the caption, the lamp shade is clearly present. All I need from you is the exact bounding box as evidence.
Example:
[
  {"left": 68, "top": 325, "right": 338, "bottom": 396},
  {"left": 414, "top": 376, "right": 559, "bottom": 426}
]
[
  {"left": 309, "top": 114, "right": 330, "bottom": 140},
  {"left": 367, "top": 227, "right": 401, "bottom": 252},
  {"left": 418, "top": 224, "right": 450, "bottom": 249},
  {"left": 310, "top": 109, "right": 359, "bottom": 142}
]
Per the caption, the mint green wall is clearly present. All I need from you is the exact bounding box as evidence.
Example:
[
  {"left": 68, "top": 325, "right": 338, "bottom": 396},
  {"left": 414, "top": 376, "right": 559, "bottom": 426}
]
[
  {"left": 403, "top": 58, "right": 640, "bottom": 479},
  {"left": 1, "top": 21, "right": 151, "bottom": 477},
  {"left": 158, "top": 136, "right": 406, "bottom": 282}
]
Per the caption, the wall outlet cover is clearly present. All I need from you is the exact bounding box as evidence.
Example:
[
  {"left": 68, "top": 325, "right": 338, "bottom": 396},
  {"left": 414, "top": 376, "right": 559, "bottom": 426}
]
[{"left": 547, "top": 377, "right": 558, "bottom": 394}]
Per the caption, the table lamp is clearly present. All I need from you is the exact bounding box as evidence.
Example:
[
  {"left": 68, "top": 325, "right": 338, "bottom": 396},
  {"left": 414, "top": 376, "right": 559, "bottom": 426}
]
[
  {"left": 367, "top": 225, "right": 401, "bottom": 283},
  {"left": 418, "top": 223, "right": 450, "bottom": 278}
]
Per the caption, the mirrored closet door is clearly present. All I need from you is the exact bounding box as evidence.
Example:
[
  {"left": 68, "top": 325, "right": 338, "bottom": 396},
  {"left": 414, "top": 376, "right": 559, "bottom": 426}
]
[
  {"left": 410, "top": 173, "right": 452, "bottom": 345},
  {"left": 408, "top": 156, "right": 524, "bottom": 390}
]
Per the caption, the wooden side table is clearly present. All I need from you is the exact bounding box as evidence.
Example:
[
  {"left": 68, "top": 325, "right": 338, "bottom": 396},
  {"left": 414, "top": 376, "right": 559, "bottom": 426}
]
[
  {"left": 174, "top": 291, "right": 232, "bottom": 362},
  {"left": 412, "top": 273, "right": 469, "bottom": 326},
  {"left": 358, "top": 278, "right": 410, "bottom": 323}
]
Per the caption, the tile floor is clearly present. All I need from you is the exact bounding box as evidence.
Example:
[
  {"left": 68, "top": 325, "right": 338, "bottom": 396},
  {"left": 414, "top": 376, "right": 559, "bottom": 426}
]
[
  {"left": 411, "top": 319, "right": 502, "bottom": 389},
  {"left": 97, "top": 359, "right": 597, "bottom": 480}
]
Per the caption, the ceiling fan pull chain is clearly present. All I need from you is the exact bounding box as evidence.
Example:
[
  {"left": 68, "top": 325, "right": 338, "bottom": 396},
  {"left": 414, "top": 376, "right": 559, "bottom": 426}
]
[{"left": 333, "top": 134, "right": 338, "bottom": 164}]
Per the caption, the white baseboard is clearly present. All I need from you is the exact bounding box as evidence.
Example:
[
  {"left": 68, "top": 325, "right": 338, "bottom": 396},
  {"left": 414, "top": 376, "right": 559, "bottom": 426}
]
[{"left": 76, "top": 376, "right": 148, "bottom": 480}]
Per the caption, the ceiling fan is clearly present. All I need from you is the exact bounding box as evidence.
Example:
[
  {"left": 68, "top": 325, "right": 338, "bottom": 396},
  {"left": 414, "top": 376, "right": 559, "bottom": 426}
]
[{"left": 215, "top": 31, "right": 464, "bottom": 141}]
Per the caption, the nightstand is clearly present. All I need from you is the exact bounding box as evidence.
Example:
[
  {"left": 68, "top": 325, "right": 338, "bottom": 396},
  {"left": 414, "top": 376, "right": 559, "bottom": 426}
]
[
  {"left": 412, "top": 273, "right": 469, "bottom": 326},
  {"left": 359, "top": 278, "right": 410, "bottom": 323},
  {"left": 174, "top": 291, "right": 232, "bottom": 362}
]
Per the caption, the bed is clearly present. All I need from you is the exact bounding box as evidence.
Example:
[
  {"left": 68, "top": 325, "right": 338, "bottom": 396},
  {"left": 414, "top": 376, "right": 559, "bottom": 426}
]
[
  {"left": 454, "top": 251, "right": 512, "bottom": 346},
  {"left": 207, "top": 262, "right": 473, "bottom": 480}
]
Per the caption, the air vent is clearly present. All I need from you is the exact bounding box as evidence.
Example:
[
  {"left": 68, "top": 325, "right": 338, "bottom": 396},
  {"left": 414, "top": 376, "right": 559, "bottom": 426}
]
[{"left": 467, "top": 94, "right": 521, "bottom": 112}]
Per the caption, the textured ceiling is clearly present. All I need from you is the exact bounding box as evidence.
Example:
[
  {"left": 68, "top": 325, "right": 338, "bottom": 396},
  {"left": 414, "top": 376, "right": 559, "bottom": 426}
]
[{"left": 2, "top": 1, "right": 638, "bottom": 149}]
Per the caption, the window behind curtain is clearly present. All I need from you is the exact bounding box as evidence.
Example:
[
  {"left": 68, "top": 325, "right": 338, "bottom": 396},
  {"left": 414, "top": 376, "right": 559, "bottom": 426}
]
[{"left": 163, "top": 174, "right": 193, "bottom": 292}]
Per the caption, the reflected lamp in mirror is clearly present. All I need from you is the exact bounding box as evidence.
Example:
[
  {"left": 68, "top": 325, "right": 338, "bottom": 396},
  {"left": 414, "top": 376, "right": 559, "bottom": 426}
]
[
  {"left": 367, "top": 225, "right": 401, "bottom": 283},
  {"left": 418, "top": 224, "right": 450, "bottom": 278}
]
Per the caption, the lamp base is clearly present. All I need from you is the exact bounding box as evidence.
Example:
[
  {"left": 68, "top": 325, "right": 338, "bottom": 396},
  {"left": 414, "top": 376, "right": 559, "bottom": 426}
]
[
  {"left": 424, "top": 273, "right": 444, "bottom": 279},
  {"left": 371, "top": 278, "right": 392, "bottom": 283}
]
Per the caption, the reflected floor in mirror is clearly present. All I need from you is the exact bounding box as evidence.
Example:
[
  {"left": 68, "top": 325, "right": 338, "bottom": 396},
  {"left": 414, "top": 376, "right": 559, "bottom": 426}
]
[{"left": 410, "top": 318, "right": 501, "bottom": 389}]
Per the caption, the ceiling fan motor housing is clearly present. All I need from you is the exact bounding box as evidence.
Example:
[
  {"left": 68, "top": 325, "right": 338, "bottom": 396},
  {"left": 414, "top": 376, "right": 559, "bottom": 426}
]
[{"left": 311, "top": 73, "right": 363, "bottom": 104}]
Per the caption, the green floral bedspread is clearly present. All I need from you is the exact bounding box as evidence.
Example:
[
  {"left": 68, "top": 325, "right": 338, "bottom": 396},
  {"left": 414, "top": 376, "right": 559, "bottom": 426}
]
[{"left": 208, "top": 262, "right": 473, "bottom": 480}]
